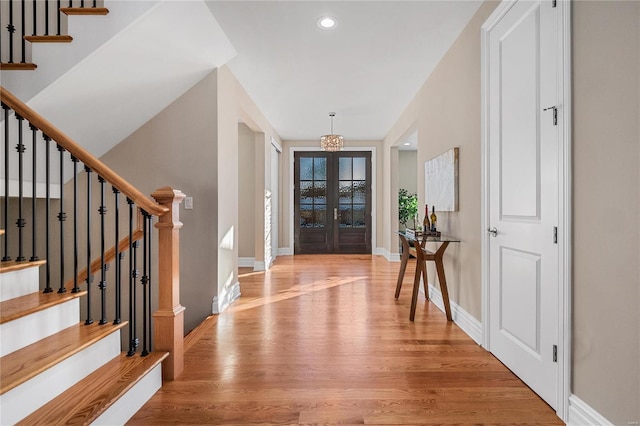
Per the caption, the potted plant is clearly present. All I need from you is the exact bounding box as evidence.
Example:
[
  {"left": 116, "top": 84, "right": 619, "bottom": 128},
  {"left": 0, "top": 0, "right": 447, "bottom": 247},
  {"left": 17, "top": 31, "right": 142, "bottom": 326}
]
[{"left": 398, "top": 188, "right": 418, "bottom": 231}]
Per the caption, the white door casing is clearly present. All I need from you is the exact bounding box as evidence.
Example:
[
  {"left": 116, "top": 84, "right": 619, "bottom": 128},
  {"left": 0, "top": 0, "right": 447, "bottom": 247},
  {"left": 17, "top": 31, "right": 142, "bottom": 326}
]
[
  {"left": 270, "top": 140, "right": 281, "bottom": 264},
  {"left": 481, "top": 0, "right": 571, "bottom": 418}
]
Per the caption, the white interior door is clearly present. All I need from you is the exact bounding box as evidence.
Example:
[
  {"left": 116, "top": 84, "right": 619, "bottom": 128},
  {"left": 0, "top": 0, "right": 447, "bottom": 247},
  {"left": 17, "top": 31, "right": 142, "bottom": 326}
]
[{"left": 486, "top": 0, "right": 559, "bottom": 408}]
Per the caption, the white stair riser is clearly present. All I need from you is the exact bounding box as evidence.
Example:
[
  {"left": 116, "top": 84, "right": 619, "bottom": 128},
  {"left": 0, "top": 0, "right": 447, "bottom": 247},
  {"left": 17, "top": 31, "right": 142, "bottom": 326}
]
[
  {"left": 0, "top": 298, "right": 79, "bottom": 356},
  {"left": 0, "top": 267, "right": 40, "bottom": 302},
  {"left": 0, "top": 330, "right": 121, "bottom": 425},
  {"left": 92, "top": 362, "right": 163, "bottom": 426}
]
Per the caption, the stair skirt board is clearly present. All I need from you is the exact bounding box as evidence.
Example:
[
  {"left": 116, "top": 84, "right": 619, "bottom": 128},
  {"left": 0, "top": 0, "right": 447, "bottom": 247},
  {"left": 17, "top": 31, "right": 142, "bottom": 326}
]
[
  {"left": 92, "top": 362, "right": 163, "bottom": 425},
  {"left": 0, "top": 268, "right": 40, "bottom": 302},
  {"left": 0, "top": 298, "right": 79, "bottom": 357},
  {"left": 0, "top": 331, "right": 121, "bottom": 425}
]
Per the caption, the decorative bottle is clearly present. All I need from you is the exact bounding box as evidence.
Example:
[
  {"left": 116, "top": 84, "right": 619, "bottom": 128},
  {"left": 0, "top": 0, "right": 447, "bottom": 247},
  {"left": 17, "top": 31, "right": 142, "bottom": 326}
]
[
  {"left": 422, "top": 204, "right": 430, "bottom": 233},
  {"left": 430, "top": 206, "right": 437, "bottom": 232}
]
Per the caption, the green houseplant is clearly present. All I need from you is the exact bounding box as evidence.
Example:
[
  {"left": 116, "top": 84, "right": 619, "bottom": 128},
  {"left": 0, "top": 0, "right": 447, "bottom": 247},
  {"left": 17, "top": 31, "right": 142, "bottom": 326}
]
[{"left": 398, "top": 188, "right": 418, "bottom": 231}]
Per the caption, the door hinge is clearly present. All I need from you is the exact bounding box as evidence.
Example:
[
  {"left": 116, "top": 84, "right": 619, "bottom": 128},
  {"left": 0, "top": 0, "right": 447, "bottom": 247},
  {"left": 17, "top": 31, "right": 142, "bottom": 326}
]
[
  {"left": 552, "top": 0, "right": 557, "bottom": 8},
  {"left": 543, "top": 106, "right": 558, "bottom": 125},
  {"left": 553, "top": 226, "right": 558, "bottom": 244},
  {"left": 553, "top": 345, "right": 558, "bottom": 362}
]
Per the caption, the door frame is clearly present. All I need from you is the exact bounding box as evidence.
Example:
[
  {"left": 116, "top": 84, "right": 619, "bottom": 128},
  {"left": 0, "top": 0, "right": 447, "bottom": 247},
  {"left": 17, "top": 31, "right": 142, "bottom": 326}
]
[
  {"left": 480, "top": 0, "right": 572, "bottom": 421},
  {"left": 288, "top": 146, "right": 377, "bottom": 255}
]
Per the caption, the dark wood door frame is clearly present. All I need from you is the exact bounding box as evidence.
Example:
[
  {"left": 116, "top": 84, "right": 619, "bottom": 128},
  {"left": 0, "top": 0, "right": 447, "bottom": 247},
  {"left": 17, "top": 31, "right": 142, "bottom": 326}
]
[{"left": 294, "top": 151, "right": 372, "bottom": 254}]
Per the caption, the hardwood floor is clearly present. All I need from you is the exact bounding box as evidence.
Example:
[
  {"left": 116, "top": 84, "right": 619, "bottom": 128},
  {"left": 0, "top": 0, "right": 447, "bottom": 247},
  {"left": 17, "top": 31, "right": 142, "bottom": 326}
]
[{"left": 129, "top": 255, "right": 562, "bottom": 425}]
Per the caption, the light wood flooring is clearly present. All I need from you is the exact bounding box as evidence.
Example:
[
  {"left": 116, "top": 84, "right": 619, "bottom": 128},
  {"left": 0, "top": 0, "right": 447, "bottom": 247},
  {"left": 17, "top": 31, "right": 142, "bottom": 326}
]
[{"left": 129, "top": 254, "right": 563, "bottom": 425}]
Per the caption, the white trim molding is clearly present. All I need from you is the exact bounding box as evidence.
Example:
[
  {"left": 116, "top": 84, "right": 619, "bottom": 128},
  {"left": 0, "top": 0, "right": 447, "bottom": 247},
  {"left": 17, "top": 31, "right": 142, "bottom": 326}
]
[
  {"left": 567, "top": 395, "right": 613, "bottom": 426},
  {"left": 211, "top": 282, "right": 241, "bottom": 314},
  {"left": 373, "top": 247, "right": 400, "bottom": 262},
  {"left": 253, "top": 261, "right": 266, "bottom": 271},
  {"left": 238, "top": 257, "right": 255, "bottom": 268},
  {"left": 420, "top": 283, "right": 482, "bottom": 345},
  {"left": 480, "top": 0, "right": 572, "bottom": 420},
  {"left": 278, "top": 247, "right": 293, "bottom": 256}
]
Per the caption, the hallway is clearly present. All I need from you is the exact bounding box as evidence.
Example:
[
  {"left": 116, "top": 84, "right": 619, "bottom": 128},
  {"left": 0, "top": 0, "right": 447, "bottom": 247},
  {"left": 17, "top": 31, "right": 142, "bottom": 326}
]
[{"left": 130, "top": 255, "right": 562, "bottom": 424}]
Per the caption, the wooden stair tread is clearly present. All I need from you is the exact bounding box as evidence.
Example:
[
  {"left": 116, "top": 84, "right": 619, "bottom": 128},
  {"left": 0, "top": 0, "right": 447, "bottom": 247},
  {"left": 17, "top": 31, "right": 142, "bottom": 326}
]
[
  {"left": 0, "top": 288, "right": 86, "bottom": 324},
  {"left": 0, "top": 63, "right": 37, "bottom": 70},
  {"left": 24, "top": 35, "right": 73, "bottom": 43},
  {"left": 18, "top": 351, "right": 168, "bottom": 425},
  {"left": 60, "top": 7, "right": 109, "bottom": 15},
  {"left": 0, "top": 259, "right": 47, "bottom": 274},
  {"left": 0, "top": 321, "right": 127, "bottom": 394}
]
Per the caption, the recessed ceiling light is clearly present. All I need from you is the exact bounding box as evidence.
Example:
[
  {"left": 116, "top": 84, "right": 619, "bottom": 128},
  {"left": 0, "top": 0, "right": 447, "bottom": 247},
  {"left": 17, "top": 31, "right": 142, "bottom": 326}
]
[
  {"left": 317, "top": 16, "right": 337, "bottom": 30},
  {"left": 404, "top": 142, "right": 411, "bottom": 146}
]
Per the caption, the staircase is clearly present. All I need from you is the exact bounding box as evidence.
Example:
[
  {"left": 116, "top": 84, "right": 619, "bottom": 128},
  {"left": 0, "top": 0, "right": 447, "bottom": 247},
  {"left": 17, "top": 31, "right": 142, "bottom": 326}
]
[
  {"left": 1, "top": 3, "right": 194, "bottom": 419},
  {"left": 0, "top": 261, "right": 167, "bottom": 424},
  {"left": 0, "top": 89, "right": 185, "bottom": 424}
]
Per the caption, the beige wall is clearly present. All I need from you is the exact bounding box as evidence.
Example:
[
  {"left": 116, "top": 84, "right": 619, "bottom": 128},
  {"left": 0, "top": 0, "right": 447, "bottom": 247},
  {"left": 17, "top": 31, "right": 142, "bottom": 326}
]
[
  {"left": 280, "top": 140, "right": 383, "bottom": 253},
  {"left": 383, "top": 0, "right": 500, "bottom": 318},
  {"left": 100, "top": 70, "right": 219, "bottom": 334},
  {"left": 238, "top": 123, "right": 256, "bottom": 258},
  {"left": 572, "top": 1, "right": 640, "bottom": 423},
  {"left": 398, "top": 150, "right": 417, "bottom": 196}
]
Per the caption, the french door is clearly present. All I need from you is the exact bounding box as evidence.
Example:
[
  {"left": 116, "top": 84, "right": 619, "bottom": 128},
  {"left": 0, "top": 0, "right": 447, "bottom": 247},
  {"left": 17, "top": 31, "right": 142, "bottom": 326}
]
[{"left": 294, "top": 151, "right": 371, "bottom": 254}]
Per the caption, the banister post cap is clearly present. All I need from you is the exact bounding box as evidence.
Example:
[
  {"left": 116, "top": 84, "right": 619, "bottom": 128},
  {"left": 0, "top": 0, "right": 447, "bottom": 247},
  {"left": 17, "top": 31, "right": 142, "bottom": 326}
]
[{"left": 151, "top": 187, "right": 186, "bottom": 204}]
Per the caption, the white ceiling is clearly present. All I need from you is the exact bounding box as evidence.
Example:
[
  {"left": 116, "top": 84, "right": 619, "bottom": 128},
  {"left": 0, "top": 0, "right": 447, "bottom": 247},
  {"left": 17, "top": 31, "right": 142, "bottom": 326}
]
[{"left": 206, "top": 1, "right": 482, "bottom": 141}]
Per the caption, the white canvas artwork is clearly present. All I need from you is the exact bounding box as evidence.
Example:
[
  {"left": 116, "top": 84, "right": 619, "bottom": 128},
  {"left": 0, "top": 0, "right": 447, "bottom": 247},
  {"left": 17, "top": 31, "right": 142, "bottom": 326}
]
[{"left": 424, "top": 148, "right": 459, "bottom": 212}]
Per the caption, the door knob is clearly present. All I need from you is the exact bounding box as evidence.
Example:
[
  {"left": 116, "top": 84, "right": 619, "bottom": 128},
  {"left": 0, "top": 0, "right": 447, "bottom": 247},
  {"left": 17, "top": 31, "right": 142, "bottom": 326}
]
[{"left": 487, "top": 227, "right": 498, "bottom": 237}]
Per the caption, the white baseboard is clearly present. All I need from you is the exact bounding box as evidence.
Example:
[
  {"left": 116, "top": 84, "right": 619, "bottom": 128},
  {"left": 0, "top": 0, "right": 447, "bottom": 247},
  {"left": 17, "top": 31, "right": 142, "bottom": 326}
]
[
  {"left": 420, "top": 282, "right": 482, "bottom": 345},
  {"left": 238, "top": 257, "right": 255, "bottom": 268},
  {"left": 253, "top": 261, "right": 266, "bottom": 271},
  {"left": 211, "top": 281, "right": 241, "bottom": 314},
  {"left": 374, "top": 247, "right": 400, "bottom": 262},
  {"left": 567, "top": 394, "right": 614, "bottom": 426},
  {"left": 278, "top": 247, "right": 293, "bottom": 256}
]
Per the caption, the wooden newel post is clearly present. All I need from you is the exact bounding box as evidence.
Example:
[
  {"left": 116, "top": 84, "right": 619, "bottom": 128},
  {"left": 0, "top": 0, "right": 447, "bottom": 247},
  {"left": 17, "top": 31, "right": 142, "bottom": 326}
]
[{"left": 151, "top": 187, "right": 186, "bottom": 381}]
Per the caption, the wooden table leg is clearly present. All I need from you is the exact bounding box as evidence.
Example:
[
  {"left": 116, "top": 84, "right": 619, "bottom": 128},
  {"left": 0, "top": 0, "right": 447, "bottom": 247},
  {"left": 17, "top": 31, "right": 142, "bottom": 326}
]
[
  {"left": 434, "top": 242, "right": 452, "bottom": 321},
  {"left": 409, "top": 254, "right": 422, "bottom": 321},
  {"left": 395, "top": 235, "right": 410, "bottom": 299}
]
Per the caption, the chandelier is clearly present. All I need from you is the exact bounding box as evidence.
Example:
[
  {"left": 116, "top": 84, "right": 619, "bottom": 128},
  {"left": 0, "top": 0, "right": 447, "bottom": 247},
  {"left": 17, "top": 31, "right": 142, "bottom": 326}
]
[{"left": 320, "top": 112, "right": 344, "bottom": 152}]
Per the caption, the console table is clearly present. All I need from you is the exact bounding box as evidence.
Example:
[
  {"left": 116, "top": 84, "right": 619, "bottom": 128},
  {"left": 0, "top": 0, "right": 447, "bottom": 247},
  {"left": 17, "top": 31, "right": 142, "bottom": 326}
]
[{"left": 395, "top": 232, "right": 460, "bottom": 321}]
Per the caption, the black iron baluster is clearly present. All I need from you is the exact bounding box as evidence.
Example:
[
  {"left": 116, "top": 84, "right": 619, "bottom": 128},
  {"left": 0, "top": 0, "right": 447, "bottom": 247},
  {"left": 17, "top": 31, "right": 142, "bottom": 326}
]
[
  {"left": 147, "top": 213, "right": 153, "bottom": 352},
  {"left": 127, "top": 198, "right": 138, "bottom": 356},
  {"left": 45, "top": 0, "right": 49, "bottom": 35},
  {"left": 57, "top": 0, "right": 61, "bottom": 36},
  {"left": 71, "top": 156, "right": 80, "bottom": 293},
  {"left": 84, "top": 166, "right": 93, "bottom": 323},
  {"left": 2, "top": 104, "right": 11, "bottom": 262},
  {"left": 141, "top": 210, "right": 149, "bottom": 356},
  {"left": 32, "top": 0, "right": 37, "bottom": 35},
  {"left": 29, "top": 124, "right": 38, "bottom": 262},
  {"left": 21, "top": 0, "right": 26, "bottom": 63},
  {"left": 7, "top": 0, "right": 15, "bottom": 63},
  {"left": 15, "top": 113, "right": 26, "bottom": 262},
  {"left": 113, "top": 187, "right": 121, "bottom": 324},
  {"left": 98, "top": 176, "right": 107, "bottom": 324},
  {"left": 57, "top": 144, "right": 66, "bottom": 293},
  {"left": 92, "top": 0, "right": 96, "bottom": 8},
  {"left": 43, "top": 135, "right": 52, "bottom": 292}
]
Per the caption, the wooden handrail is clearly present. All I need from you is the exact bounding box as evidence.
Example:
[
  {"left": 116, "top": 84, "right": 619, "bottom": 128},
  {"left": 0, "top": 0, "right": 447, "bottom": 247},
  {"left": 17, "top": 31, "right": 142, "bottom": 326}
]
[{"left": 0, "top": 86, "right": 168, "bottom": 217}]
